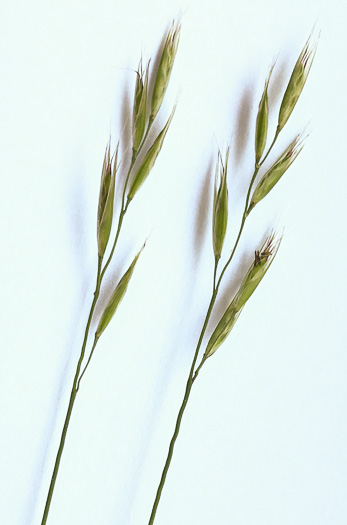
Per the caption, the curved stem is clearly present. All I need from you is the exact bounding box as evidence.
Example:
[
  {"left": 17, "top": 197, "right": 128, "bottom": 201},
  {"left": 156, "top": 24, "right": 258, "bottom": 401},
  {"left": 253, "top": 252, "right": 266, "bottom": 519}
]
[
  {"left": 41, "top": 116, "right": 157, "bottom": 524},
  {"left": 147, "top": 291, "right": 218, "bottom": 525},
  {"left": 100, "top": 206, "right": 127, "bottom": 282},
  {"left": 41, "top": 258, "right": 103, "bottom": 525},
  {"left": 147, "top": 126, "right": 281, "bottom": 524},
  {"left": 216, "top": 164, "right": 259, "bottom": 290},
  {"left": 76, "top": 335, "right": 99, "bottom": 391},
  {"left": 141, "top": 118, "right": 154, "bottom": 151},
  {"left": 100, "top": 119, "right": 154, "bottom": 282},
  {"left": 147, "top": 175, "right": 252, "bottom": 524},
  {"left": 213, "top": 257, "right": 219, "bottom": 291},
  {"left": 260, "top": 127, "right": 280, "bottom": 166},
  {"left": 216, "top": 126, "right": 280, "bottom": 291},
  {"left": 192, "top": 356, "right": 206, "bottom": 383}
]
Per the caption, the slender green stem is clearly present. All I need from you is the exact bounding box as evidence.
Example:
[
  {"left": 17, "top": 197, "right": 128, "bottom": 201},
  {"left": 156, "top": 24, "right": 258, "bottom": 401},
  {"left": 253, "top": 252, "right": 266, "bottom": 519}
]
[
  {"left": 216, "top": 165, "right": 259, "bottom": 290},
  {"left": 100, "top": 205, "right": 128, "bottom": 282},
  {"left": 41, "top": 153, "right": 131, "bottom": 520},
  {"left": 42, "top": 114, "right": 157, "bottom": 524},
  {"left": 41, "top": 258, "right": 103, "bottom": 525},
  {"left": 147, "top": 290, "right": 218, "bottom": 525},
  {"left": 100, "top": 119, "right": 153, "bottom": 282},
  {"left": 216, "top": 127, "right": 280, "bottom": 291},
  {"left": 260, "top": 127, "right": 280, "bottom": 166},
  {"left": 76, "top": 335, "right": 99, "bottom": 391},
  {"left": 147, "top": 127, "right": 281, "bottom": 524},
  {"left": 141, "top": 118, "right": 154, "bottom": 151},
  {"left": 213, "top": 257, "right": 219, "bottom": 291},
  {"left": 100, "top": 159, "right": 135, "bottom": 282},
  {"left": 147, "top": 258, "right": 219, "bottom": 524},
  {"left": 192, "top": 356, "right": 205, "bottom": 383}
]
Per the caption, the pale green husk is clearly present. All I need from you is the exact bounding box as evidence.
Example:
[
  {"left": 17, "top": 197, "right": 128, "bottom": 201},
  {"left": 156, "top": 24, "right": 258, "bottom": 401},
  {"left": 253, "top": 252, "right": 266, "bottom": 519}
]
[
  {"left": 133, "top": 60, "right": 150, "bottom": 153},
  {"left": 213, "top": 150, "right": 229, "bottom": 260},
  {"left": 247, "top": 134, "right": 304, "bottom": 214},
  {"left": 97, "top": 144, "right": 118, "bottom": 258},
  {"left": 204, "top": 235, "right": 280, "bottom": 358},
  {"left": 255, "top": 66, "right": 274, "bottom": 163},
  {"left": 150, "top": 20, "right": 181, "bottom": 122},
  {"left": 96, "top": 246, "right": 144, "bottom": 338},
  {"left": 127, "top": 106, "right": 176, "bottom": 201},
  {"left": 278, "top": 33, "right": 317, "bottom": 131}
]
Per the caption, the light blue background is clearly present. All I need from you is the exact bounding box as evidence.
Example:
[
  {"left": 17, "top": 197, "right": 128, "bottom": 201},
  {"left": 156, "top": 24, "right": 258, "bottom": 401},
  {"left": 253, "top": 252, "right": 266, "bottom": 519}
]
[{"left": 1, "top": 0, "right": 346, "bottom": 524}]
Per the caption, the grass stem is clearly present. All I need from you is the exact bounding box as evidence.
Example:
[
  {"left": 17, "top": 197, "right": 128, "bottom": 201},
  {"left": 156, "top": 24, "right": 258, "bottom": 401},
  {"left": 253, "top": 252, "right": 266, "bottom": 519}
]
[
  {"left": 40, "top": 258, "right": 103, "bottom": 525},
  {"left": 147, "top": 127, "right": 280, "bottom": 524},
  {"left": 41, "top": 118, "right": 155, "bottom": 524}
]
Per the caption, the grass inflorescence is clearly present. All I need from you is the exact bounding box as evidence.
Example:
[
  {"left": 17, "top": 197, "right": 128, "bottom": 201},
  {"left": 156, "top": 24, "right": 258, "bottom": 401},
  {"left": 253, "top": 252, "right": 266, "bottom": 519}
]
[
  {"left": 147, "top": 29, "right": 317, "bottom": 525},
  {"left": 38, "top": 20, "right": 317, "bottom": 525},
  {"left": 40, "top": 19, "right": 181, "bottom": 525}
]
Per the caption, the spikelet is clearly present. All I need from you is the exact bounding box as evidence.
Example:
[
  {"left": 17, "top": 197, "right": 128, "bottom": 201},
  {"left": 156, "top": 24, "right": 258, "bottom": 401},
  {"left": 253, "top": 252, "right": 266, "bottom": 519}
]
[
  {"left": 204, "top": 234, "right": 280, "bottom": 358},
  {"left": 233, "top": 234, "right": 279, "bottom": 309},
  {"left": 133, "top": 59, "right": 150, "bottom": 154},
  {"left": 278, "top": 32, "right": 317, "bottom": 131},
  {"left": 255, "top": 65, "right": 274, "bottom": 164},
  {"left": 97, "top": 143, "right": 118, "bottom": 258},
  {"left": 95, "top": 245, "right": 144, "bottom": 338},
  {"left": 247, "top": 134, "right": 304, "bottom": 214},
  {"left": 212, "top": 149, "right": 229, "bottom": 260},
  {"left": 127, "top": 105, "right": 176, "bottom": 202},
  {"left": 150, "top": 19, "right": 181, "bottom": 123}
]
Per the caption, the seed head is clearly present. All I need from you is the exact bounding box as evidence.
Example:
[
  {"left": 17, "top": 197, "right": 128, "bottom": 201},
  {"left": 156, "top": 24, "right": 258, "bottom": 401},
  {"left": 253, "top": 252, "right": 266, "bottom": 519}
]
[
  {"left": 233, "top": 233, "right": 280, "bottom": 310},
  {"left": 212, "top": 149, "right": 229, "bottom": 260},
  {"left": 204, "top": 233, "right": 280, "bottom": 358},
  {"left": 278, "top": 32, "right": 318, "bottom": 131},
  {"left": 133, "top": 59, "right": 150, "bottom": 154},
  {"left": 127, "top": 105, "right": 176, "bottom": 202},
  {"left": 96, "top": 244, "right": 144, "bottom": 338},
  {"left": 247, "top": 133, "right": 305, "bottom": 214},
  {"left": 255, "top": 64, "right": 274, "bottom": 164},
  {"left": 97, "top": 143, "right": 118, "bottom": 258},
  {"left": 150, "top": 19, "right": 181, "bottom": 122}
]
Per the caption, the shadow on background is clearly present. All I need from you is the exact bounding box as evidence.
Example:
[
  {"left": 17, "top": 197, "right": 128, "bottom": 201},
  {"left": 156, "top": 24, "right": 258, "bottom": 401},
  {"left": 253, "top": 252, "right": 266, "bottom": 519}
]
[
  {"left": 30, "top": 35, "right": 290, "bottom": 525},
  {"left": 108, "top": 20, "right": 185, "bottom": 524},
  {"left": 192, "top": 156, "right": 213, "bottom": 263},
  {"left": 232, "top": 84, "right": 254, "bottom": 170}
]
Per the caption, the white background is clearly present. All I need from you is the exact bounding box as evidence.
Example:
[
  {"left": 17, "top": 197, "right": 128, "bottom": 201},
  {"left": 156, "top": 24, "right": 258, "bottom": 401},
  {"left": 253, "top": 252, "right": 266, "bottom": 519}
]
[{"left": 1, "top": 0, "right": 347, "bottom": 524}]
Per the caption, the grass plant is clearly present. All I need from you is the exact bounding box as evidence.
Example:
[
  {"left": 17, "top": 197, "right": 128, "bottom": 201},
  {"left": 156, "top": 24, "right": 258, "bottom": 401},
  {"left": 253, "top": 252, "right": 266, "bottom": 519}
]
[
  {"left": 40, "top": 20, "right": 181, "bottom": 525},
  {"left": 147, "top": 31, "right": 317, "bottom": 525},
  {"left": 38, "top": 20, "right": 317, "bottom": 523}
]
